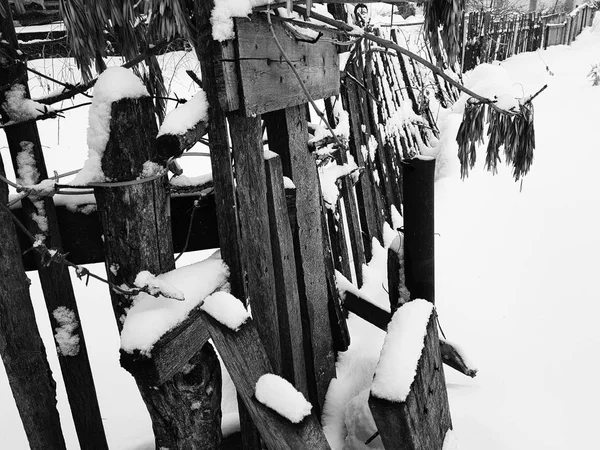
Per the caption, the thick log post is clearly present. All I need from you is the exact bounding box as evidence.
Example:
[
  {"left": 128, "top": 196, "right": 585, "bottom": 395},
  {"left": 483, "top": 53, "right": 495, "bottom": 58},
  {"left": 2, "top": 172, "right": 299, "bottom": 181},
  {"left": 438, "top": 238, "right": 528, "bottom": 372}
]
[
  {"left": 402, "top": 157, "right": 435, "bottom": 303},
  {"left": 0, "top": 4, "right": 108, "bottom": 448},
  {"left": 94, "top": 97, "right": 221, "bottom": 449},
  {"left": 0, "top": 156, "right": 66, "bottom": 450}
]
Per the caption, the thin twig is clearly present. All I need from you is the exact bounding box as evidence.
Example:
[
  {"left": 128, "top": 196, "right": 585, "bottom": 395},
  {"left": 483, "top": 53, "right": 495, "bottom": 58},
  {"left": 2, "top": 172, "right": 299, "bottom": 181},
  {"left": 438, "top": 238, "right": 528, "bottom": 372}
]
[
  {"left": 266, "top": 9, "right": 346, "bottom": 151},
  {"left": 0, "top": 172, "right": 20, "bottom": 189},
  {"left": 27, "top": 66, "right": 93, "bottom": 99},
  {"left": 36, "top": 39, "right": 170, "bottom": 106}
]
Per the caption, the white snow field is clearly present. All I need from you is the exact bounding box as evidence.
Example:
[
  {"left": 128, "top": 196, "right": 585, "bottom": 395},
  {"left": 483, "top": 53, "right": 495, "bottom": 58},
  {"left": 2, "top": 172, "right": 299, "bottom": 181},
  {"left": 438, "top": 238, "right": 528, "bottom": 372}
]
[{"left": 2, "top": 16, "right": 600, "bottom": 450}]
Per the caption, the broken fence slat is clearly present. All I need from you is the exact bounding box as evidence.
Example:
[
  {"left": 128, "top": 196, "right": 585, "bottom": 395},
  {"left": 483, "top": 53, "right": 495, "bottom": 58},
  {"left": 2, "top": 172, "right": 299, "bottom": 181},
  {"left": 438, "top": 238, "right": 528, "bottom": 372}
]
[{"left": 203, "top": 313, "right": 331, "bottom": 450}]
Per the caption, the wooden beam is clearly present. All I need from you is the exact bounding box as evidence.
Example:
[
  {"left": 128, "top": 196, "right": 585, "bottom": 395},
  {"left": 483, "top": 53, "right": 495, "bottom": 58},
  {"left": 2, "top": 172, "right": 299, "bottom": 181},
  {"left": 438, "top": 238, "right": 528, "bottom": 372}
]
[
  {"left": 233, "top": 13, "right": 339, "bottom": 116},
  {"left": 0, "top": 4, "right": 108, "bottom": 446},
  {"left": 369, "top": 313, "right": 452, "bottom": 450},
  {"left": 203, "top": 312, "right": 331, "bottom": 450},
  {"left": 0, "top": 154, "right": 66, "bottom": 450},
  {"left": 263, "top": 105, "right": 336, "bottom": 414},
  {"left": 229, "top": 112, "right": 283, "bottom": 375},
  {"left": 265, "top": 154, "right": 309, "bottom": 397},
  {"left": 16, "top": 191, "right": 220, "bottom": 271}
]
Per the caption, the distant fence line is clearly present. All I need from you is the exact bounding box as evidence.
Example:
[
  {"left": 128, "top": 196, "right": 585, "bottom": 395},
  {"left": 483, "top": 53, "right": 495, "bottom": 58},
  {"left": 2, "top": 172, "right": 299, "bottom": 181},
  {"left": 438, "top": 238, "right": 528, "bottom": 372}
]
[{"left": 461, "top": 4, "right": 597, "bottom": 72}]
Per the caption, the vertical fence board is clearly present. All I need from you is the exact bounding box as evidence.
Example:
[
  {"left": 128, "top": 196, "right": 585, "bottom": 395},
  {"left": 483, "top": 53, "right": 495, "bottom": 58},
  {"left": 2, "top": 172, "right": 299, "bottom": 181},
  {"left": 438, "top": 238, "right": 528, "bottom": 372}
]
[
  {"left": 0, "top": 8, "right": 107, "bottom": 446},
  {"left": 263, "top": 105, "right": 336, "bottom": 413},
  {"left": 0, "top": 155, "right": 66, "bottom": 450},
  {"left": 264, "top": 154, "right": 308, "bottom": 397},
  {"left": 229, "top": 113, "right": 283, "bottom": 375}
]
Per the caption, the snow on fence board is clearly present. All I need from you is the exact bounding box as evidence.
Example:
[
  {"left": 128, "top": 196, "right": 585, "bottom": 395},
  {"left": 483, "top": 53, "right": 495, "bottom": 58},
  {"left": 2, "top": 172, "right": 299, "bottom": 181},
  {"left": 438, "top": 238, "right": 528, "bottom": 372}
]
[{"left": 369, "top": 300, "right": 452, "bottom": 450}]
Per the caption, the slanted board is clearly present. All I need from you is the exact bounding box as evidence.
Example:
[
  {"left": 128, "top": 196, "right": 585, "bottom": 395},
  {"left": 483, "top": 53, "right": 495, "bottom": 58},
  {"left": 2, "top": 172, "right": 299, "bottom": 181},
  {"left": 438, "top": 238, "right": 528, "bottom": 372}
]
[
  {"left": 369, "top": 312, "right": 452, "bottom": 450},
  {"left": 234, "top": 13, "right": 339, "bottom": 116},
  {"left": 202, "top": 312, "right": 331, "bottom": 449}
]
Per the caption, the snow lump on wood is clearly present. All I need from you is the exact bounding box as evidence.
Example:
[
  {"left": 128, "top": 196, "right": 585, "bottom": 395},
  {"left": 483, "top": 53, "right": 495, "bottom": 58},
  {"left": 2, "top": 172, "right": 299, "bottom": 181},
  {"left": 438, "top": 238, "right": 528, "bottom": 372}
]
[
  {"left": 200, "top": 291, "right": 250, "bottom": 331},
  {"left": 255, "top": 373, "right": 312, "bottom": 423}
]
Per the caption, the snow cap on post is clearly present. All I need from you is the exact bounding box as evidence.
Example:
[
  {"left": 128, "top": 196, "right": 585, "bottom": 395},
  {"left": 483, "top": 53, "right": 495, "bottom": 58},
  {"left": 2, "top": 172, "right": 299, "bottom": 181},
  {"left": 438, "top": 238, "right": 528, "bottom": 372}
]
[
  {"left": 371, "top": 299, "right": 434, "bottom": 402},
  {"left": 74, "top": 67, "right": 149, "bottom": 184}
]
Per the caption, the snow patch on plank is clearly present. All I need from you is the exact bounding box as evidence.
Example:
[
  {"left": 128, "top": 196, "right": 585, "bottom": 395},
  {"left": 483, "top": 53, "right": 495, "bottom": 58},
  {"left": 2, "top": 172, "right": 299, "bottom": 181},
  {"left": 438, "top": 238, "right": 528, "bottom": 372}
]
[
  {"left": 73, "top": 67, "right": 149, "bottom": 184},
  {"left": 283, "top": 176, "right": 295, "bottom": 189},
  {"left": 254, "top": 373, "right": 312, "bottom": 423},
  {"left": 121, "top": 256, "right": 230, "bottom": 356},
  {"left": 212, "top": 0, "right": 273, "bottom": 41},
  {"left": 201, "top": 291, "right": 250, "bottom": 331},
  {"left": 371, "top": 299, "right": 434, "bottom": 402},
  {"left": 134, "top": 271, "right": 185, "bottom": 301},
  {"left": 319, "top": 159, "right": 358, "bottom": 210},
  {"left": 2, "top": 84, "right": 55, "bottom": 122},
  {"left": 157, "top": 90, "right": 208, "bottom": 137},
  {"left": 263, "top": 148, "right": 278, "bottom": 160},
  {"left": 52, "top": 307, "right": 80, "bottom": 357}
]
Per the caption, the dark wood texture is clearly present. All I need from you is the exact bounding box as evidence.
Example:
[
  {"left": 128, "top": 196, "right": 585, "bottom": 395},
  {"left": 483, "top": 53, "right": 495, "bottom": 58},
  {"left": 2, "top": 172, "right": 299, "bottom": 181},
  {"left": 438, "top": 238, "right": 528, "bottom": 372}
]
[
  {"left": 204, "top": 313, "right": 331, "bottom": 450},
  {"left": 402, "top": 157, "right": 435, "bottom": 303},
  {"left": 95, "top": 97, "right": 221, "bottom": 449},
  {"left": 155, "top": 119, "right": 208, "bottom": 162},
  {"left": 0, "top": 6, "right": 108, "bottom": 445},
  {"left": 263, "top": 105, "right": 336, "bottom": 413},
  {"left": 229, "top": 112, "right": 283, "bottom": 375},
  {"left": 16, "top": 192, "right": 219, "bottom": 271},
  {"left": 194, "top": 2, "right": 261, "bottom": 447},
  {"left": 234, "top": 13, "right": 339, "bottom": 116},
  {"left": 265, "top": 154, "right": 308, "bottom": 397},
  {"left": 369, "top": 314, "right": 452, "bottom": 450},
  {"left": 0, "top": 155, "right": 66, "bottom": 450},
  {"left": 321, "top": 201, "right": 351, "bottom": 353}
]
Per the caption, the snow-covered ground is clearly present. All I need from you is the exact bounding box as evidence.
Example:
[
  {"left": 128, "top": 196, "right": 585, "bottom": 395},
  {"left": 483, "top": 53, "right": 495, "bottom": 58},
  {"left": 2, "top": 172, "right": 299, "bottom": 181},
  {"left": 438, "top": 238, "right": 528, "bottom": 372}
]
[{"left": 2, "top": 15, "right": 600, "bottom": 450}]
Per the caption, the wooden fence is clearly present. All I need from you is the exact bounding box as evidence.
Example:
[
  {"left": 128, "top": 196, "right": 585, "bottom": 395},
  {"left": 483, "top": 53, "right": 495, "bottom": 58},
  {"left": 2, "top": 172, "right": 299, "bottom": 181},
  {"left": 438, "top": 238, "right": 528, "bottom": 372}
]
[
  {"left": 2, "top": 3, "right": 460, "bottom": 449},
  {"left": 462, "top": 4, "right": 596, "bottom": 71}
]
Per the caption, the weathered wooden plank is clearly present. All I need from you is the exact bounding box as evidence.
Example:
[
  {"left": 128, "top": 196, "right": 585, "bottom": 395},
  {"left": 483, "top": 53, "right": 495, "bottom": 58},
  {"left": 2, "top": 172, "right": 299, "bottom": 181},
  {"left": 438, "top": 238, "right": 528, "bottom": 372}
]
[
  {"left": 234, "top": 13, "right": 339, "bottom": 116},
  {"left": 369, "top": 314, "right": 452, "bottom": 450},
  {"left": 0, "top": 7, "right": 108, "bottom": 445},
  {"left": 199, "top": 4, "right": 265, "bottom": 447},
  {"left": 229, "top": 112, "right": 283, "bottom": 375},
  {"left": 95, "top": 97, "right": 221, "bottom": 449},
  {"left": 264, "top": 154, "right": 309, "bottom": 397},
  {"left": 263, "top": 105, "right": 336, "bottom": 413},
  {"left": 204, "top": 312, "right": 331, "bottom": 449},
  {"left": 0, "top": 154, "right": 66, "bottom": 450},
  {"left": 16, "top": 192, "right": 219, "bottom": 271},
  {"left": 402, "top": 157, "right": 435, "bottom": 303},
  {"left": 321, "top": 200, "right": 351, "bottom": 353}
]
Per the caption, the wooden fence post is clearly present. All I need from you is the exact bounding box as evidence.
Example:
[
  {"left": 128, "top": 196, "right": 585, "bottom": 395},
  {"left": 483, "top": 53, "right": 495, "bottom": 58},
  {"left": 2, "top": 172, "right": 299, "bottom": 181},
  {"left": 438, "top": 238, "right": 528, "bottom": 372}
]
[
  {"left": 94, "top": 97, "right": 221, "bottom": 449},
  {"left": 369, "top": 306, "right": 452, "bottom": 450},
  {"left": 264, "top": 105, "right": 337, "bottom": 413},
  {"left": 0, "top": 4, "right": 108, "bottom": 447},
  {"left": 402, "top": 157, "right": 436, "bottom": 303},
  {"left": 0, "top": 156, "right": 66, "bottom": 450},
  {"left": 193, "top": 2, "right": 262, "bottom": 447}
]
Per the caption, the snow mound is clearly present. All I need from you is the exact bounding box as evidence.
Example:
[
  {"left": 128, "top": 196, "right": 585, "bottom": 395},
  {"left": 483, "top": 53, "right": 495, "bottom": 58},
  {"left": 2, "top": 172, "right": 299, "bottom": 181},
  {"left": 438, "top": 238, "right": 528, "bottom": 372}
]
[
  {"left": 201, "top": 291, "right": 250, "bottom": 331},
  {"left": 255, "top": 373, "right": 312, "bottom": 423}
]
